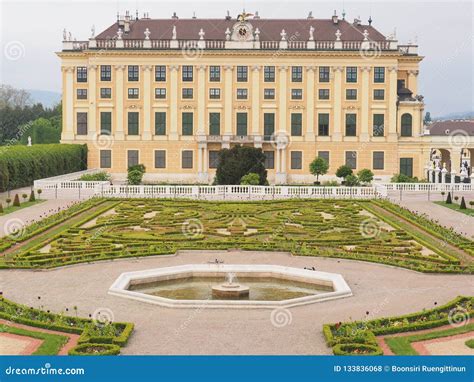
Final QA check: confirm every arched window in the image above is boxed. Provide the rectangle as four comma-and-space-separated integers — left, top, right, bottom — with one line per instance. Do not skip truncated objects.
401, 113, 413, 137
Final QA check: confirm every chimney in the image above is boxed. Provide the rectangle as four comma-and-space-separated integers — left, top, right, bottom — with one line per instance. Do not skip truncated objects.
254, 11, 260, 19
225, 10, 231, 21
332, 10, 339, 24
172, 12, 178, 20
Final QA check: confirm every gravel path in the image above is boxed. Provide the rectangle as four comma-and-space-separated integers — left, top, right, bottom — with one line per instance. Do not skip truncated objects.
0, 250, 472, 355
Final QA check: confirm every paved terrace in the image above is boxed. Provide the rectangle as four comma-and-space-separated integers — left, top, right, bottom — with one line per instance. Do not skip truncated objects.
1, 250, 472, 355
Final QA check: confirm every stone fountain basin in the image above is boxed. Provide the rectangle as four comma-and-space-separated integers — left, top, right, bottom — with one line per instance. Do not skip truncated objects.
108, 264, 353, 309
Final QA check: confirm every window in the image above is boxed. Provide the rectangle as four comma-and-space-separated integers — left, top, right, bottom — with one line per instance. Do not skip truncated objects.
374, 67, 385, 83
318, 113, 329, 136
318, 151, 330, 167
345, 114, 357, 136
182, 112, 193, 135
373, 114, 385, 136
77, 112, 87, 135
182, 65, 193, 82
155, 112, 166, 135
318, 89, 330, 100
128, 88, 139, 99
100, 150, 111, 168
209, 66, 221, 82
182, 150, 193, 169
373, 151, 385, 170
236, 88, 248, 100
182, 88, 193, 99
209, 113, 220, 135
291, 151, 302, 170
127, 150, 139, 168
397, 79, 406, 90
236, 66, 248, 82
264, 151, 275, 169
155, 88, 166, 99
128, 112, 139, 135
291, 113, 302, 136
76, 89, 87, 100
128, 65, 139, 81
400, 158, 413, 177
264, 66, 275, 82
291, 89, 303, 100
100, 65, 111, 81
209, 151, 220, 169
209, 88, 221, 99
373, 89, 385, 100
401, 113, 413, 137
264, 88, 275, 100
77, 67, 87, 82
346, 89, 357, 100
263, 113, 275, 140
155, 150, 166, 168
236, 112, 247, 136
100, 112, 111, 135
155, 65, 166, 82
345, 151, 357, 169
319, 66, 330, 82
100, 88, 112, 99
291, 66, 303, 82
346, 67, 357, 83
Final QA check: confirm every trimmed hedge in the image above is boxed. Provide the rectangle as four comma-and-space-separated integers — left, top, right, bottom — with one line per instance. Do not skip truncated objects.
68, 343, 121, 356
0, 144, 87, 192
333, 343, 383, 356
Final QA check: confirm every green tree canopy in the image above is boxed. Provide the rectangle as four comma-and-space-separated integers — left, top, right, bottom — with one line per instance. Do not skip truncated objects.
309, 157, 329, 182
335, 165, 353, 179
357, 169, 374, 185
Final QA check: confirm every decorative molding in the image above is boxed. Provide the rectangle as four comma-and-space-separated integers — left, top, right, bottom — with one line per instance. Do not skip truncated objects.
408, 70, 419, 76
197, 65, 207, 71
360, 66, 372, 72
235, 105, 251, 110
223, 65, 234, 71
142, 65, 153, 71
114, 65, 126, 71
62, 66, 75, 73
305, 65, 316, 72
289, 105, 305, 110
332, 66, 344, 72
169, 65, 180, 71
279, 65, 289, 71
181, 104, 194, 110
388, 66, 398, 72
252, 65, 261, 71
87, 65, 97, 71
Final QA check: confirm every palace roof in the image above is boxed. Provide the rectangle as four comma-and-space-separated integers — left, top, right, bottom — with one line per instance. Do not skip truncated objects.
427, 120, 474, 136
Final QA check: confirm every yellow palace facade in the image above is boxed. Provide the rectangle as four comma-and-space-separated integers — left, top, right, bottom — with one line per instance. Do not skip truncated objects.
58, 11, 434, 184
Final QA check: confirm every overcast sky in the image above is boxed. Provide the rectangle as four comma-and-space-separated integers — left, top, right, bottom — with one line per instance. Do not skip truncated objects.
0, 0, 472, 116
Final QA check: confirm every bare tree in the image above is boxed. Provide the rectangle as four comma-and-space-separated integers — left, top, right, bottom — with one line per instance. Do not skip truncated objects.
0, 84, 32, 108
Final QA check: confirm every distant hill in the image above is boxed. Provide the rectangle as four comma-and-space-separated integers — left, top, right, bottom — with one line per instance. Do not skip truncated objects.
433, 111, 474, 120
27, 89, 61, 108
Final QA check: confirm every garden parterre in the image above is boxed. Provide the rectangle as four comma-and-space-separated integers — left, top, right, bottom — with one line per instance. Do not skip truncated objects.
2, 199, 473, 273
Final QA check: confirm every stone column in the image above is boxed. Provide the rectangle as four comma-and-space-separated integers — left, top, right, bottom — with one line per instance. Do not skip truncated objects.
251, 65, 261, 136
278, 66, 288, 135
407, 70, 419, 96
197, 65, 207, 135
62, 66, 75, 140
387, 66, 398, 142
360, 66, 371, 141
114, 65, 125, 140
197, 142, 208, 183
451, 149, 462, 175
224, 65, 234, 137
305, 66, 315, 140
332, 66, 343, 141
169, 65, 179, 140
87, 65, 97, 139
142, 65, 153, 140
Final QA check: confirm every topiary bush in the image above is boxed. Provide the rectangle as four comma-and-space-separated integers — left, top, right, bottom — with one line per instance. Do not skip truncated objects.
13, 194, 20, 207
460, 197, 467, 210
29, 190, 35, 202
333, 343, 383, 356
446, 192, 452, 204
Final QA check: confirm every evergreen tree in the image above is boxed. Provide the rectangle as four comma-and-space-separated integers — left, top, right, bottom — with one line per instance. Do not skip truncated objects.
29, 190, 36, 202
446, 192, 452, 204
460, 197, 467, 209
13, 194, 20, 207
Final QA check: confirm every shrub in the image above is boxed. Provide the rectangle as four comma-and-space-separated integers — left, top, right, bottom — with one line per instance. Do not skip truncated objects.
323, 180, 339, 186
391, 173, 419, 183
79, 172, 111, 182
37, 189, 42, 199
5, 198, 11, 207
466, 339, 474, 349
240, 173, 260, 185
469, 201, 474, 209
127, 164, 146, 185
333, 343, 383, 356
22, 193, 28, 202
0, 202, 3, 213
357, 169, 374, 185
446, 192, 452, 204
335, 165, 353, 179
345, 174, 360, 187
13, 194, 20, 207
215, 145, 267, 185
309, 157, 329, 182
0, 144, 88, 192
460, 197, 467, 209
454, 196, 459, 202
68, 343, 121, 356
29, 190, 35, 202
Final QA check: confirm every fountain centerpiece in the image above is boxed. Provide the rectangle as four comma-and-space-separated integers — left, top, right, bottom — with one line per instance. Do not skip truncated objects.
211, 272, 250, 299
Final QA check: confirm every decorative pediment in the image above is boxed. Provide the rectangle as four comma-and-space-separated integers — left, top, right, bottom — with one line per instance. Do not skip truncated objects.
230, 21, 255, 42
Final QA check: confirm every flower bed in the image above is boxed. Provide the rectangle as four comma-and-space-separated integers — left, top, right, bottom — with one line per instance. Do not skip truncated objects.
68, 343, 121, 356
0, 297, 133, 351
323, 296, 473, 355
333, 343, 383, 356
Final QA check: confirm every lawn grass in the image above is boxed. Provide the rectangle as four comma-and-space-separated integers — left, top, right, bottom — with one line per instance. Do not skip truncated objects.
385, 323, 474, 355
466, 339, 474, 349
0, 200, 44, 216
434, 201, 474, 217
0, 324, 68, 355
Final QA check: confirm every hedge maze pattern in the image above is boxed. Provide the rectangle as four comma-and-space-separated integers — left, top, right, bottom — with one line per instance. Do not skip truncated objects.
6, 199, 473, 273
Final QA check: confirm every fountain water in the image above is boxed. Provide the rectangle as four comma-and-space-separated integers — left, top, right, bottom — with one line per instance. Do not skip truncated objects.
211, 272, 250, 299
